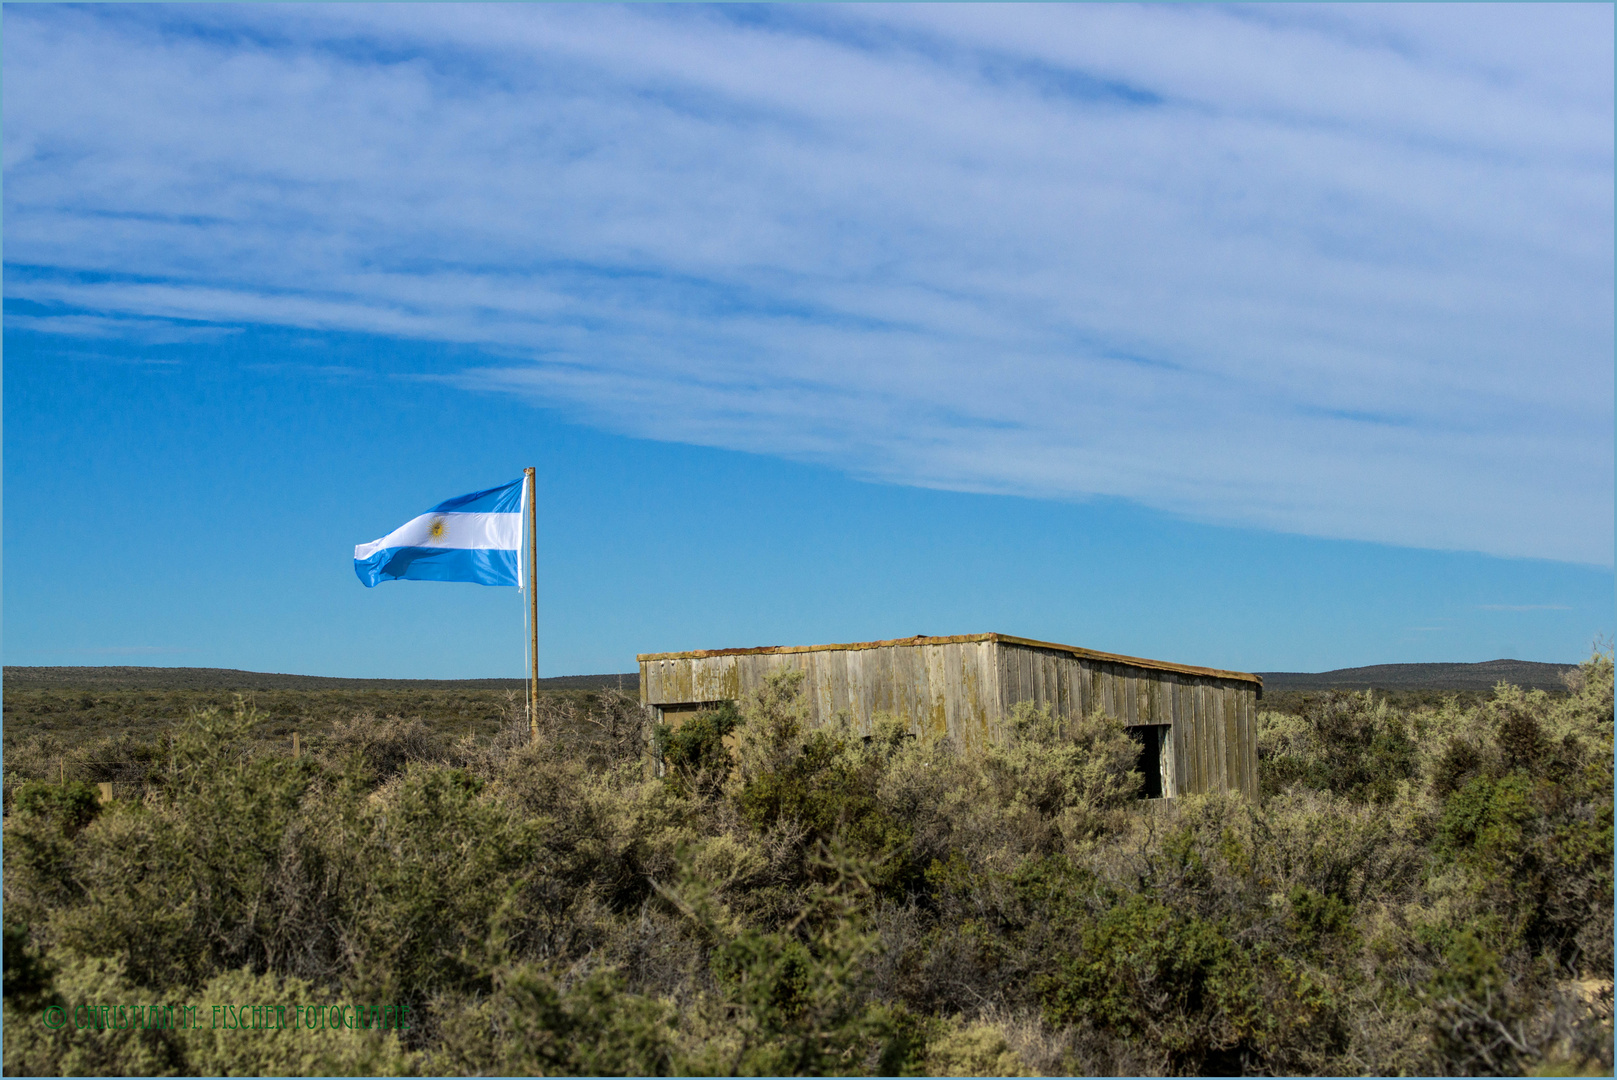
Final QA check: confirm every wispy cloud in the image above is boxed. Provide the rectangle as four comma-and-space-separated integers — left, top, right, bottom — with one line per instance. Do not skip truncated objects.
12, 646, 191, 656
4, 4, 1611, 562
4, 311, 240, 343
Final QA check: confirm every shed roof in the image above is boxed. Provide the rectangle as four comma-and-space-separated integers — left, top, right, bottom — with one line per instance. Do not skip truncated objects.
637, 632, 1262, 688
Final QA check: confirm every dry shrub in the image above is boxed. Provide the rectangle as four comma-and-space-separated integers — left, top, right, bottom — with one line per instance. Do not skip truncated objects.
318, 712, 446, 781
5, 654, 1611, 1077
924, 1016, 1028, 1076
727, 669, 812, 788
978, 1006, 1074, 1077
3, 731, 69, 814
1, 952, 186, 1077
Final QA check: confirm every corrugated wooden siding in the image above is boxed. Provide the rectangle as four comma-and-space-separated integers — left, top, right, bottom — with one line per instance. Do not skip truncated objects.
641, 637, 1004, 751
989, 642, 1256, 796
641, 635, 1258, 797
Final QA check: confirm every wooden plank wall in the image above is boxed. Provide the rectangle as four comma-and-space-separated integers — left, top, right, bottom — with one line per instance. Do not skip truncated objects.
992, 642, 1257, 798
641, 639, 1257, 796
641, 638, 1002, 751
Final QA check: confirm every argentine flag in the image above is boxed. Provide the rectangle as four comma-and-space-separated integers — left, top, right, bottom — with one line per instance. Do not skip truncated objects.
354, 479, 524, 588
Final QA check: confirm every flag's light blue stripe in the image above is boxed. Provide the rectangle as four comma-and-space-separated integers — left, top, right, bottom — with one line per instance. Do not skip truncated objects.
355, 546, 519, 588
429, 478, 523, 515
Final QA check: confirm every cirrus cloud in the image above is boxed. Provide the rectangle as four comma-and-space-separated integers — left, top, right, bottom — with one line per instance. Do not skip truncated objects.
4, 3, 1611, 562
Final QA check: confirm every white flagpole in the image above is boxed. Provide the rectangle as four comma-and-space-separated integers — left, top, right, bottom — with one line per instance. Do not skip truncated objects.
519, 481, 530, 732
525, 466, 539, 742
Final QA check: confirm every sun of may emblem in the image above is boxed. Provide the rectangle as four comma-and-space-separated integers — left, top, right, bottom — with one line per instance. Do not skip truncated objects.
428, 516, 449, 542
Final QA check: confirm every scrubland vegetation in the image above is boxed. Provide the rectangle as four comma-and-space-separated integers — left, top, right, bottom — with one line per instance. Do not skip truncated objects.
3, 654, 1611, 1076
1, 684, 527, 752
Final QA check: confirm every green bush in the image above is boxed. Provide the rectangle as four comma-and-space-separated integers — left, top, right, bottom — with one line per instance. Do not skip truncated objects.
10, 781, 102, 835
654, 699, 743, 795
433, 964, 673, 1076
1259, 690, 1418, 802
1, 953, 187, 1078
3, 653, 1611, 1076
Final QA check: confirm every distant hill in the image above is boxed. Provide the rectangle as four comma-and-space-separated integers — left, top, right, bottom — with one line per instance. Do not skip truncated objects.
2, 666, 641, 693
1255, 659, 1576, 694
4, 661, 1579, 696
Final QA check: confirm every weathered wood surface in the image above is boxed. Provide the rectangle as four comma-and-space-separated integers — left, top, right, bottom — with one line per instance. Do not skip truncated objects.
641, 637, 1003, 750
640, 634, 1259, 797
983, 640, 1257, 796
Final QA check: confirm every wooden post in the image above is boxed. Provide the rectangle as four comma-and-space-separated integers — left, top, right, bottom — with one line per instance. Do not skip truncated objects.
526, 466, 539, 743
60, 759, 65, 786
292, 732, 301, 759
98, 782, 112, 804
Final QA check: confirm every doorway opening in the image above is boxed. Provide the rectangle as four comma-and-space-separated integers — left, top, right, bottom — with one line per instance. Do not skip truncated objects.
1127, 724, 1171, 799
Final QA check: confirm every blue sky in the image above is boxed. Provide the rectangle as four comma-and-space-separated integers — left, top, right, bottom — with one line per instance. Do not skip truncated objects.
4, 4, 1612, 678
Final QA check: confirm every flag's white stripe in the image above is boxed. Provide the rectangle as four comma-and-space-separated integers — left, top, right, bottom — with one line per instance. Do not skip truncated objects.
353, 511, 520, 560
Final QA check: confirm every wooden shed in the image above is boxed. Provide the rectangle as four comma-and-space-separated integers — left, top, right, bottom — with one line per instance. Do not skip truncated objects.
639, 632, 1262, 798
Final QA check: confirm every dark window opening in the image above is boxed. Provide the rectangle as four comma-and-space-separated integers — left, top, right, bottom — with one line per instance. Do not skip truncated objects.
1128, 725, 1167, 799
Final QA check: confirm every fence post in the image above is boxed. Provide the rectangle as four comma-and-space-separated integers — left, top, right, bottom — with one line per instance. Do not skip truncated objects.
98, 782, 113, 804
292, 732, 301, 759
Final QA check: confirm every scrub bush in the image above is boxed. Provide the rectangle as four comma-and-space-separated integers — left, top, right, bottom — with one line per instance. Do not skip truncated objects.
655, 699, 743, 796
3, 652, 1611, 1075
1258, 689, 1419, 802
